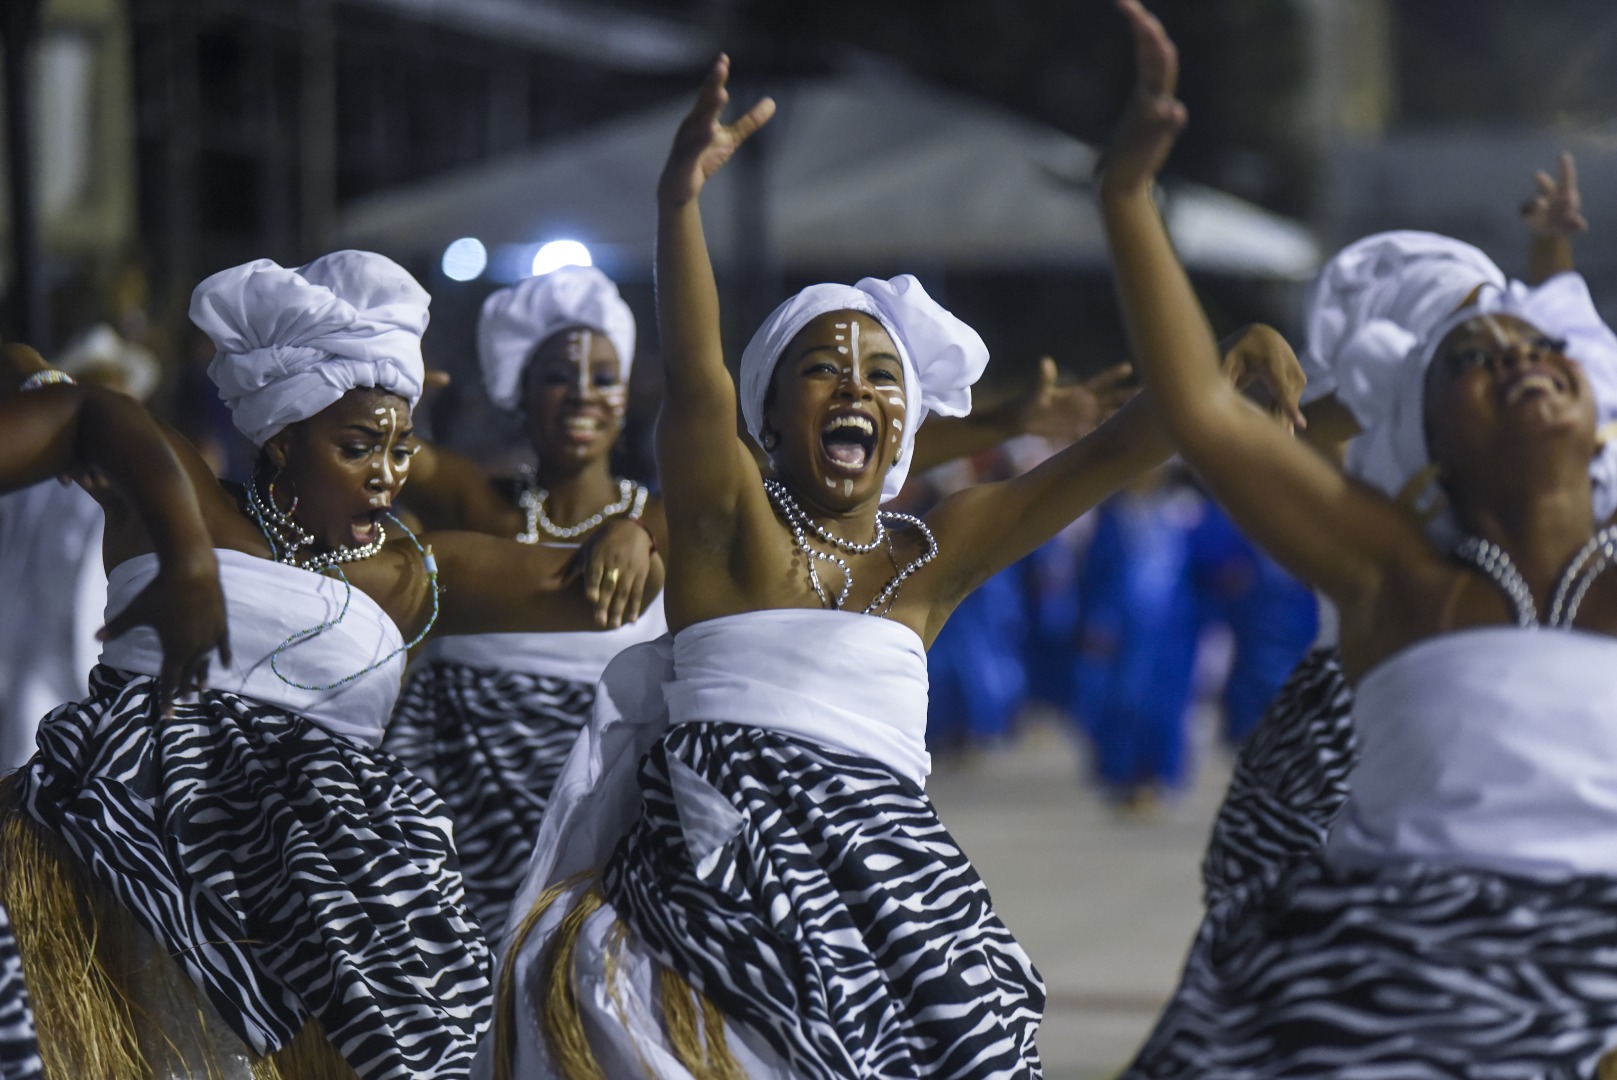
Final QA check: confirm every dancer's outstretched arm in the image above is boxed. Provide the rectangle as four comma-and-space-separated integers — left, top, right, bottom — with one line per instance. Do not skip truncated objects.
653, 55, 775, 521
1096, 0, 1431, 607
0, 346, 228, 704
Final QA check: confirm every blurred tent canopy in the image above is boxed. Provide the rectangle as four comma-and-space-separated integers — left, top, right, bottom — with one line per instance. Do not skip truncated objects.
338, 65, 1319, 280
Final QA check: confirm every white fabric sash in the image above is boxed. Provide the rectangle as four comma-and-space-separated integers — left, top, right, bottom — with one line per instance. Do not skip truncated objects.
498, 608, 930, 956
1328, 626, 1617, 879
100, 549, 406, 747
424, 594, 667, 684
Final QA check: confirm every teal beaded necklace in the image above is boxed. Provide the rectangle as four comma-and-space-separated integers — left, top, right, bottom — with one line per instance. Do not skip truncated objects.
245, 492, 442, 691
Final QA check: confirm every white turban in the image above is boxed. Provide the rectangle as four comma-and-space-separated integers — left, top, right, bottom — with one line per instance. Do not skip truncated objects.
1302, 231, 1506, 425
477, 266, 636, 412
192, 250, 429, 446
1347, 272, 1617, 535
739, 275, 988, 503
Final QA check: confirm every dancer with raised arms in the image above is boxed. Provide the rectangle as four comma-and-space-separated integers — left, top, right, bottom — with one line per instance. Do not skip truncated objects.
1102, 2, 1617, 1074
484, 53, 1303, 1080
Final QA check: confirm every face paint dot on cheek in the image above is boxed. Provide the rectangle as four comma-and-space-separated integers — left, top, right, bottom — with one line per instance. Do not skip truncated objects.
843, 479, 853, 496
892, 417, 904, 431
825, 477, 836, 488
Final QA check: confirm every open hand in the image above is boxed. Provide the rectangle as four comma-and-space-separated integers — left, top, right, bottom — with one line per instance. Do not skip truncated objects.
1521, 151, 1587, 239
1017, 357, 1136, 443
1218, 324, 1307, 433
1099, 0, 1188, 200
658, 54, 776, 207
573, 517, 659, 628
99, 552, 230, 716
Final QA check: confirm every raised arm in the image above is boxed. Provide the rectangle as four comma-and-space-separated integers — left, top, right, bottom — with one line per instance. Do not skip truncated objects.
0, 350, 228, 705
653, 56, 775, 518
1094, 0, 1429, 606
1522, 151, 1584, 285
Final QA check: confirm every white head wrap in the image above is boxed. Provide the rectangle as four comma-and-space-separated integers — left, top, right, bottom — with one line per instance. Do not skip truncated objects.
477, 266, 636, 412
55, 324, 161, 403
1347, 272, 1617, 534
1302, 231, 1506, 425
192, 250, 429, 446
739, 275, 988, 503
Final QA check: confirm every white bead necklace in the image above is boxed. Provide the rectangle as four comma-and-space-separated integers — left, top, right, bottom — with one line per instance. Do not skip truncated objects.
763, 478, 937, 616
516, 470, 647, 543
1452, 523, 1617, 629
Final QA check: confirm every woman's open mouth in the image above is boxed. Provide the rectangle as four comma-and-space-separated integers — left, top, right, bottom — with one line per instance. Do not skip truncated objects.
561, 411, 608, 445
820, 412, 877, 474
1499, 367, 1567, 408
350, 510, 384, 546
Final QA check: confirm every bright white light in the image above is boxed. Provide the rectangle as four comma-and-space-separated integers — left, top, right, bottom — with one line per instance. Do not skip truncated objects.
441, 237, 488, 282
530, 239, 593, 277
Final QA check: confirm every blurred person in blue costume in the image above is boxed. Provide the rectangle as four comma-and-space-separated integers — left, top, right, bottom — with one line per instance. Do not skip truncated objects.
1071, 465, 1209, 808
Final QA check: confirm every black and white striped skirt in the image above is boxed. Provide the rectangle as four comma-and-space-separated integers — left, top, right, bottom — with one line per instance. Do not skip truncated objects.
386, 660, 593, 945
1125, 857, 1617, 1078
12, 665, 491, 1080
600, 722, 1046, 1080
0, 907, 39, 1080
1199, 645, 1358, 906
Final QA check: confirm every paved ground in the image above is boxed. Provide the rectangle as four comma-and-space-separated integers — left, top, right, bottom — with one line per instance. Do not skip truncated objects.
926, 712, 1233, 1080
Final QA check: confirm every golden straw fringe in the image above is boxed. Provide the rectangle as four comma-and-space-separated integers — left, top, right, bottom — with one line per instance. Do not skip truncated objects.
256, 1016, 359, 1080
541, 884, 609, 1080
0, 781, 354, 1080
658, 966, 745, 1080
492, 871, 597, 1080
0, 805, 148, 1079
602, 918, 657, 1078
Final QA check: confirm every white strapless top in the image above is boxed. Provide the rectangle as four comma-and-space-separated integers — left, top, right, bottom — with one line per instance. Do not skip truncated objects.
1327, 627, 1617, 878
100, 550, 406, 747
422, 593, 668, 684
666, 609, 931, 785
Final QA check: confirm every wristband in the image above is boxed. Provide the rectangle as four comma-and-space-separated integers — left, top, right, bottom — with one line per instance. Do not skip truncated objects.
18, 369, 76, 392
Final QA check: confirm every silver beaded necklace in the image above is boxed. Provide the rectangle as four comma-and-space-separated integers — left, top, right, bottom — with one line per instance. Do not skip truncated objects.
242, 478, 442, 691
515, 469, 647, 543
245, 475, 389, 571
1452, 523, 1617, 629
763, 478, 937, 616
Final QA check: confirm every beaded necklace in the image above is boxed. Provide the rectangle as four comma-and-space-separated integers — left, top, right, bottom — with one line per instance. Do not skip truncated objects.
244, 475, 388, 571
243, 478, 441, 690
515, 469, 647, 543
1452, 523, 1617, 629
763, 478, 937, 616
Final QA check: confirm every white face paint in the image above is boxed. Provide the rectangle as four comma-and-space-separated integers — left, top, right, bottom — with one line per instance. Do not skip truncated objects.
566, 329, 594, 399
370, 402, 409, 490
842, 478, 853, 496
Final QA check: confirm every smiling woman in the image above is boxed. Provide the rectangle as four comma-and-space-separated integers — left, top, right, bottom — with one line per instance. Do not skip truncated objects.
386, 264, 669, 948
1094, 2, 1617, 1075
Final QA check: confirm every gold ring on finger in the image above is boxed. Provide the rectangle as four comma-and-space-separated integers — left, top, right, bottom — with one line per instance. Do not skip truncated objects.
603, 567, 621, 586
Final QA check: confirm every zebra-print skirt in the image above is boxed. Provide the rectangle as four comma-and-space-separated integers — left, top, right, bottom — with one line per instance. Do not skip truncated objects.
1125, 857, 1617, 1078
386, 660, 593, 945
0, 907, 39, 1080
15, 665, 491, 1080
1200, 646, 1358, 906
601, 722, 1046, 1080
